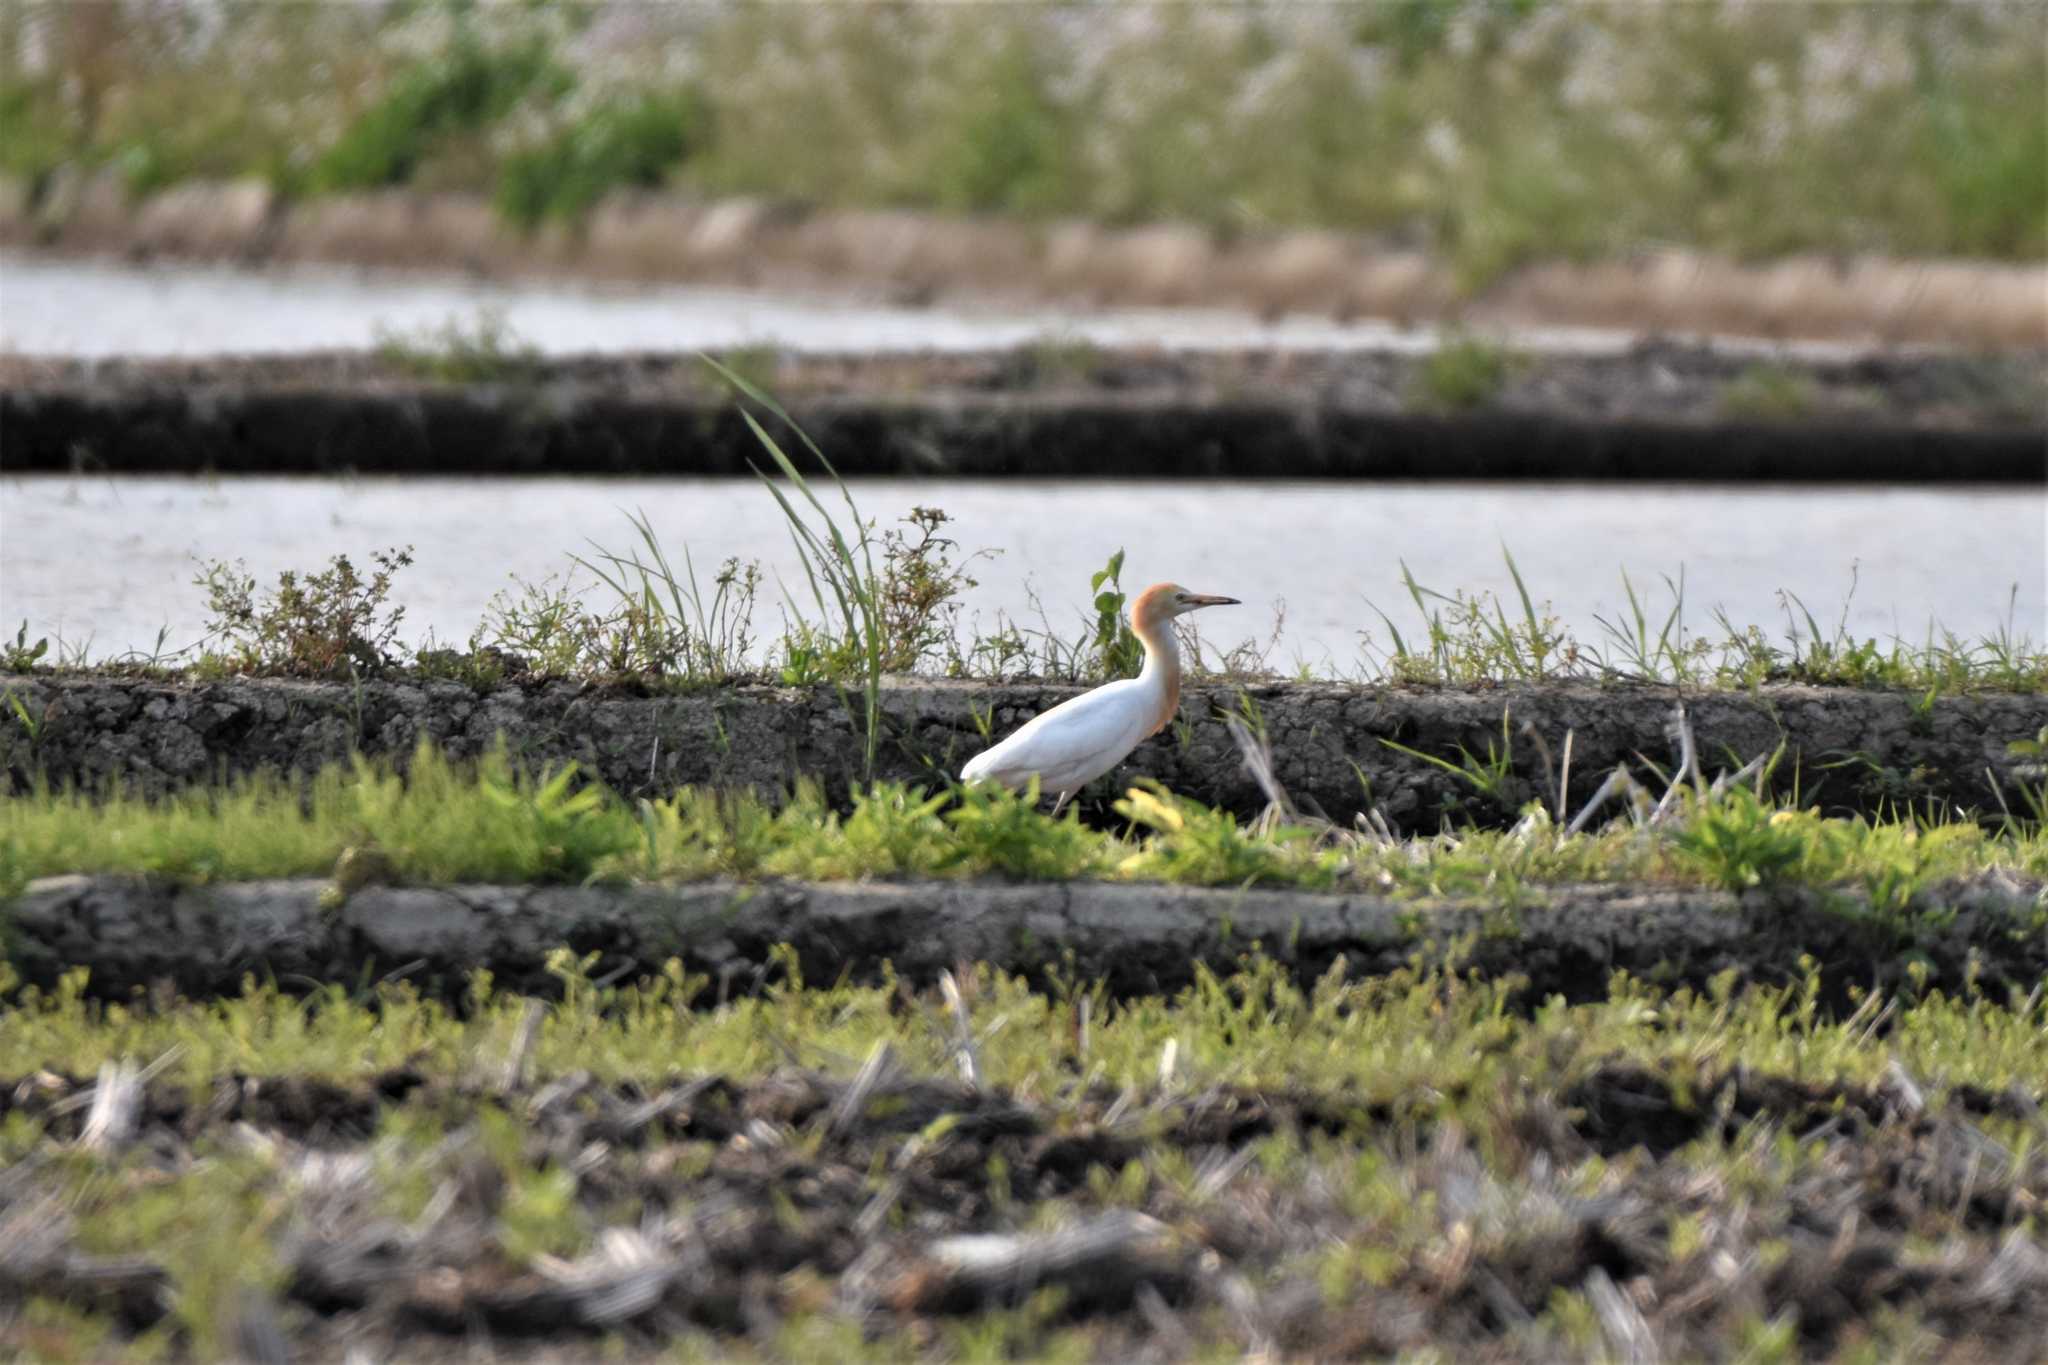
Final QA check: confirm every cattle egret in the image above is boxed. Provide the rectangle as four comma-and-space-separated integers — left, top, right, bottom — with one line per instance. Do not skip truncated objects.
960, 582, 1239, 814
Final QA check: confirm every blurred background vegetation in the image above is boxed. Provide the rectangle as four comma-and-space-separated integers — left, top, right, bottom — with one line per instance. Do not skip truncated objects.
1, 0, 2042, 284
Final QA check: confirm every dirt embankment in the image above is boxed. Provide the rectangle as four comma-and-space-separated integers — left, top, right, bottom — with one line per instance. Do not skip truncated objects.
6, 174, 2048, 348
4, 674, 2041, 832
11, 871, 2045, 1004
3, 347, 2042, 481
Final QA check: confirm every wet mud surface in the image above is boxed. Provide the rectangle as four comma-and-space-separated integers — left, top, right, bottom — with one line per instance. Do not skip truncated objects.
4, 345, 2043, 481
4, 673, 2041, 834
4, 1051, 2044, 1360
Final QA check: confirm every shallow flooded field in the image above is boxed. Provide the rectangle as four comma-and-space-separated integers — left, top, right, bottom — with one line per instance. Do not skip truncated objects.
0, 254, 1861, 361
5, 473, 2039, 667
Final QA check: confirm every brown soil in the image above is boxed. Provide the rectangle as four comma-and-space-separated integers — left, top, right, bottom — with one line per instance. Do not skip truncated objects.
3, 1052, 2043, 1361
3, 674, 2041, 835
6, 175, 2047, 348
3, 346, 2042, 481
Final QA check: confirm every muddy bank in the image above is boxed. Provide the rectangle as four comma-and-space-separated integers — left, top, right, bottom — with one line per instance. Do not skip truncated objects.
7, 1048, 2042, 1362
6, 175, 2048, 348
10, 872, 2044, 1004
3, 674, 2042, 833
3, 347, 2042, 481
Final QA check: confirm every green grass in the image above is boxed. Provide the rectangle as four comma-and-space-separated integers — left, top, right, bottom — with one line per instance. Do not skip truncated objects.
1720, 363, 1820, 421
4, 741, 2041, 910
3, 3, 2042, 279
308, 33, 571, 195
495, 87, 701, 228
1410, 332, 1518, 412
371, 310, 541, 385
0, 744, 638, 891
2, 952, 2043, 1129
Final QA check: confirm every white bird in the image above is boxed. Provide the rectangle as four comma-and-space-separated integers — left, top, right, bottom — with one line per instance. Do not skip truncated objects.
960, 582, 1239, 814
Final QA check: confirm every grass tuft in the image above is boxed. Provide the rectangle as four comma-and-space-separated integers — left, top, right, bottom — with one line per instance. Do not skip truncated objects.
1720, 363, 1819, 421
1362, 552, 2046, 693
1410, 332, 1518, 412
562, 508, 762, 684
372, 310, 541, 384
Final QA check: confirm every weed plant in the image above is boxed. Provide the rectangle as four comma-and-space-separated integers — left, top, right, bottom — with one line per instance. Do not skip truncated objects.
3, 623, 48, 673
191, 547, 415, 678
565, 508, 762, 683
875, 506, 986, 674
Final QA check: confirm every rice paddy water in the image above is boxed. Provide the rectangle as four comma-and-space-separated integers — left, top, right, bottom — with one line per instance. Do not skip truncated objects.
5, 472, 2038, 668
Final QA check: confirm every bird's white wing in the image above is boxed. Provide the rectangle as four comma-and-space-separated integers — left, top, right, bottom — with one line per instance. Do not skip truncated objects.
962, 681, 1151, 792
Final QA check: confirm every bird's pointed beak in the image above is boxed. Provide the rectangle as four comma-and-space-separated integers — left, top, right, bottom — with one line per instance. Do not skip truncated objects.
1185, 593, 1240, 609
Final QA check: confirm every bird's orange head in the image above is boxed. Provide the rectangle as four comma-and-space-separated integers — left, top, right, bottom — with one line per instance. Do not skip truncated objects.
1130, 582, 1241, 632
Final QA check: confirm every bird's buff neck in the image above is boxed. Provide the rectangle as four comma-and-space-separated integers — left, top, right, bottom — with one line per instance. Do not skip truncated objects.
1133, 614, 1181, 735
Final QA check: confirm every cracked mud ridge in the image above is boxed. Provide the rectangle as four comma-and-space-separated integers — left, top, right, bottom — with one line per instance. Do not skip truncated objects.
11, 872, 2048, 1009
6, 675, 2042, 835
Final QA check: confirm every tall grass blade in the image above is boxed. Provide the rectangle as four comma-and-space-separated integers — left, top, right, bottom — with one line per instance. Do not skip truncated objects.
717, 358, 885, 777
